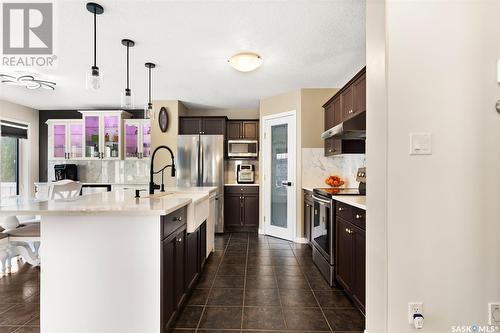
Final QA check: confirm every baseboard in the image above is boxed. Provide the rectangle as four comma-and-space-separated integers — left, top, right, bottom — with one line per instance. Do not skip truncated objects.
294, 237, 309, 244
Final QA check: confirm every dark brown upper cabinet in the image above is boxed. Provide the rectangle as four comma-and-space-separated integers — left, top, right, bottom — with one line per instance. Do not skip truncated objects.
226, 120, 259, 140
323, 67, 366, 157
179, 117, 226, 135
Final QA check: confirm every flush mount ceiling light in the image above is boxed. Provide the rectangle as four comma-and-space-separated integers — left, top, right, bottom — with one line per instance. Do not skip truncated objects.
228, 52, 263, 72
144, 62, 156, 119
1, 73, 56, 90
85, 2, 104, 91
121, 39, 135, 109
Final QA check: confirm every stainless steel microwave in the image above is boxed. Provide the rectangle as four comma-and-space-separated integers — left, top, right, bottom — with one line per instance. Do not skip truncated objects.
227, 140, 258, 158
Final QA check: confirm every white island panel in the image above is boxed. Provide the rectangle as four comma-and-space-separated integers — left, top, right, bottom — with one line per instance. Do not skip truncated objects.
41, 214, 161, 333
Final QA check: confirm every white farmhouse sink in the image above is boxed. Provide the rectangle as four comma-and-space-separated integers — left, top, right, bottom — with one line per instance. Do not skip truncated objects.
170, 192, 209, 233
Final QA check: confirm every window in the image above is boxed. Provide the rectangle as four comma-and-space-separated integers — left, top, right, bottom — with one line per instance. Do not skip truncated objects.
0, 119, 27, 198
0, 136, 19, 198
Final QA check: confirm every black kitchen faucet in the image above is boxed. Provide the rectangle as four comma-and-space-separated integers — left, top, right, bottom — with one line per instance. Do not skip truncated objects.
149, 145, 176, 194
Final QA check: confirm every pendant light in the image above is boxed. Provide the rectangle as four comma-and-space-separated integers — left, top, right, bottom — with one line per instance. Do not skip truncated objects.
121, 39, 135, 108
85, 2, 104, 91
144, 62, 156, 119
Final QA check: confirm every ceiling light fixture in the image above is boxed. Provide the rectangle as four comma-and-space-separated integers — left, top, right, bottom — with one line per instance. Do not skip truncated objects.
121, 39, 135, 109
228, 52, 263, 72
85, 2, 104, 91
144, 62, 156, 119
1, 73, 56, 90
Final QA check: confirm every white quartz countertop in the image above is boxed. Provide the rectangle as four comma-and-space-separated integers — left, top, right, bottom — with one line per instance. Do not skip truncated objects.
0, 188, 219, 216
332, 195, 366, 210
224, 183, 259, 186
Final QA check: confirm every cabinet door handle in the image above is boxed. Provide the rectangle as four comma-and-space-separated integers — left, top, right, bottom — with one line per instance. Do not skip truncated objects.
338, 207, 344, 211
174, 217, 182, 222
355, 214, 363, 219
345, 228, 349, 233
349, 109, 353, 114
177, 237, 182, 243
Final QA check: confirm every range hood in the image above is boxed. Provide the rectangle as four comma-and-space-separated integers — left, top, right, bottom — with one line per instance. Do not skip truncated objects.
321, 112, 366, 140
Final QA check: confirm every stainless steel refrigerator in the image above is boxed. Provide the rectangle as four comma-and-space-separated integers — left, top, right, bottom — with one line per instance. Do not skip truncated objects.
177, 135, 225, 233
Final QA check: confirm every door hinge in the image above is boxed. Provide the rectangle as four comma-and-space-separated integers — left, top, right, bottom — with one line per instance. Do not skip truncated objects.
264, 132, 267, 139
264, 216, 266, 222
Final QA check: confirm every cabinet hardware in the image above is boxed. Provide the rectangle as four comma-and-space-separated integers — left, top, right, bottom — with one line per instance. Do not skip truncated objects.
174, 217, 182, 222
348, 109, 353, 114
177, 237, 182, 243
338, 207, 344, 211
355, 214, 363, 219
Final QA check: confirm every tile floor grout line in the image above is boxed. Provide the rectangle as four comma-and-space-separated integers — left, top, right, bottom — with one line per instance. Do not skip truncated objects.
272, 240, 288, 333
296, 244, 334, 333
240, 232, 249, 332
193, 233, 233, 333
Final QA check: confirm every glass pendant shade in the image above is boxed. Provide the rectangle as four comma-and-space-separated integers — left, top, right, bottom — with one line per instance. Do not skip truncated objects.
121, 88, 134, 108
86, 66, 102, 91
144, 103, 154, 119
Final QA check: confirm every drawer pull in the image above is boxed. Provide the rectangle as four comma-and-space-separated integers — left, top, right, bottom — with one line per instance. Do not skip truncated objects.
177, 237, 182, 243
355, 214, 363, 219
174, 217, 182, 222
338, 207, 344, 211
349, 109, 353, 114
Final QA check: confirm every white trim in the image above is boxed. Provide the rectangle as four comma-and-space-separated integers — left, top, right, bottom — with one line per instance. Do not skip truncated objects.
294, 237, 309, 244
261, 110, 296, 121
261, 110, 297, 242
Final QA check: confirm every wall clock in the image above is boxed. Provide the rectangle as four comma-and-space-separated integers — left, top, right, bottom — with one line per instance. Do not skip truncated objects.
158, 107, 168, 132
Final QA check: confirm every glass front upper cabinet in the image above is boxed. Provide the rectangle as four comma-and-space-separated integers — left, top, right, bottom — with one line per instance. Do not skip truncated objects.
124, 119, 152, 159
80, 111, 131, 160
48, 120, 84, 160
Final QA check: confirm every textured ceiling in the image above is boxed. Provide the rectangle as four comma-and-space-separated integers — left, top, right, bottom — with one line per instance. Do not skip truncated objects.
0, 0, 366, 110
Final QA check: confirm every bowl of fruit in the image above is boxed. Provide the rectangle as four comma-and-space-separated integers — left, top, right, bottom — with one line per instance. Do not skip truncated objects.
325, 175, 344, 188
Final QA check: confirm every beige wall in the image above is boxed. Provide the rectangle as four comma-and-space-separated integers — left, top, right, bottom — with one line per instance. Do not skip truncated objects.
367, 1, 500, 332
184, 108, 259, 119
259, 89, 337, 240
0, 100, 39, 197
300, 88, 338, 148
151, 100, 186, 187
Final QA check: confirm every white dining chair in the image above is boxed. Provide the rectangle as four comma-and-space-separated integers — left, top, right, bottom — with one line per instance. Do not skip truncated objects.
48, 180, 82, 201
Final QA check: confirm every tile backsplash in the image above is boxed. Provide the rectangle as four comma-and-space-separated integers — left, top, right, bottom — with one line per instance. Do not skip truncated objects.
301, 148, 365, 188
47, 160, 150, 184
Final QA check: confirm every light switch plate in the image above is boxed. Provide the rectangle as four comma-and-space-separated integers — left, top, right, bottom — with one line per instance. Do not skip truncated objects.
409, 132, 432, 155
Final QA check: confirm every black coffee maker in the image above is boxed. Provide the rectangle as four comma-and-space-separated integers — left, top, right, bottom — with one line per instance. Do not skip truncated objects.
54, 164, 78, 181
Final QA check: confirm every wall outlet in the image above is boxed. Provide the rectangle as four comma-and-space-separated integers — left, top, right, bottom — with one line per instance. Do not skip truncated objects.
489, 303, 500, 325
408, 302, 423, 325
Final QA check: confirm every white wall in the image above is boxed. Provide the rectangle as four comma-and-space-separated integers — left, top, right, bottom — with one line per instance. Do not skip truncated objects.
0, 100, 39, 197
367, 1, 500, 332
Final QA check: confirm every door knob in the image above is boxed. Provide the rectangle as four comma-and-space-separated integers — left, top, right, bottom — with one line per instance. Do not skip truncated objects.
281, 181, 292, 187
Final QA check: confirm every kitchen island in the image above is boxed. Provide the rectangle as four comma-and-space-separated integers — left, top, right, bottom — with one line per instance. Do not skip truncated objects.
0, 187, 216, 333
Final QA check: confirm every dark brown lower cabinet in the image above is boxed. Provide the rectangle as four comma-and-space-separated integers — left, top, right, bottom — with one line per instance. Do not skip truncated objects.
186, 229, 199, 290
161, 205, 207, 331
162, 224, 186, 329
224, 186, 259, 232
335, 208, 366, 314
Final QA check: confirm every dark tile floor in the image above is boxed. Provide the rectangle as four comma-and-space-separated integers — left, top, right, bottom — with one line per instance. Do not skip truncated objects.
172, 233, 365, 333
0, 233, 365, 333
0, 261, 40, 333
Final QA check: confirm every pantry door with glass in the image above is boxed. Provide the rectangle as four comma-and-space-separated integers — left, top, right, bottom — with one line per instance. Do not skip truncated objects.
262, 111, 296, 241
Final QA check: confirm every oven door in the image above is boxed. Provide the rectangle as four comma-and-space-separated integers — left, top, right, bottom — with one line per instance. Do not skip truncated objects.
311, 194, 334, 264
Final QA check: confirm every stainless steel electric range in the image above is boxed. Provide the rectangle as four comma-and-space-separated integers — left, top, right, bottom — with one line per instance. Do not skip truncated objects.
311, 168, 366, 286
